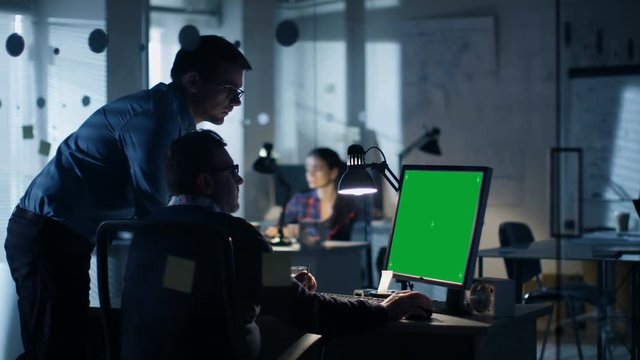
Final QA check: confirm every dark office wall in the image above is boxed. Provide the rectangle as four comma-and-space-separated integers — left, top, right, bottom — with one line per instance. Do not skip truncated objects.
106, 0, 147, 101
366, 0, 556, 278
242, 0, 277, 221
240, 1, 558, 280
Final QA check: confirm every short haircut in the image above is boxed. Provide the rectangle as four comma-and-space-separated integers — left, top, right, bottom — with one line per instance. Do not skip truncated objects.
166, 130, 227, 195
170, 35, 252, 83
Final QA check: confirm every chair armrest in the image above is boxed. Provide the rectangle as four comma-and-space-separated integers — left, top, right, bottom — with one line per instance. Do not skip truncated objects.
277, 333, 323, 360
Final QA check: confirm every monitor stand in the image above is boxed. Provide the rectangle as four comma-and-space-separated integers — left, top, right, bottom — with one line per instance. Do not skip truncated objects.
366, 279, 412, 298
399, 280, 413, 291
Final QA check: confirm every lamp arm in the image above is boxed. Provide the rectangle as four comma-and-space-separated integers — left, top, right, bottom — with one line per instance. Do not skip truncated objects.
364, 146, 400, 193
367, 161, 399, 193
397, 129, 433, 166
382, 169, 399, 193
398, 134, 427, 159
384, 162, 400, 186
608, 180, 633, 200
274, 171, 292, 236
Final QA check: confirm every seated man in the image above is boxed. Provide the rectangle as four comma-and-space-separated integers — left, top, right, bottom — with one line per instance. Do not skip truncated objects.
139, 130, 433, 358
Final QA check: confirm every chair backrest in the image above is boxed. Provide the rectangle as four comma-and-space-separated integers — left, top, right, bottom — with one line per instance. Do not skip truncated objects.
96, 219, 237, 360
498, 222, 542, 284
97, 220, 152, 360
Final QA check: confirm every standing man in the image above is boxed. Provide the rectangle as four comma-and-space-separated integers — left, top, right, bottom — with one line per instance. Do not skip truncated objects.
4, 35, 251, 360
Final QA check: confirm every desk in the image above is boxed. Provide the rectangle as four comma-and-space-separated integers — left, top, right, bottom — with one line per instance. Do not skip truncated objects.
477, 232, 640, 360
259, 304, 551, 360
89, 240, 369, 307
272, 241, 369, 294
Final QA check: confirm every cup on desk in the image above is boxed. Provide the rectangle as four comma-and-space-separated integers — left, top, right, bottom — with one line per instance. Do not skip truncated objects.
286, 224, 300, 239
290, 265, 308, 278
614, 211, 630, 233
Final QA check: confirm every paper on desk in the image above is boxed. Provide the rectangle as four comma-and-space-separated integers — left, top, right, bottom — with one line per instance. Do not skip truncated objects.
377, 270, 394, 294
262, 252, 292, 287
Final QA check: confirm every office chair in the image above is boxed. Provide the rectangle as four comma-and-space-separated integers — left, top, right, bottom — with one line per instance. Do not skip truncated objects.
96, 220, 152, 360
499, 222, 615, 360
96, 219, 324, 360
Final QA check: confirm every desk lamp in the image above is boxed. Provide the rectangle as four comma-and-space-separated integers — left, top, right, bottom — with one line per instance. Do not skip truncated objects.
337, 144, 402, 290
338, 144, 400, 195
397, 127, 442, 166
253, 142, 291, 243
252, 142, 277, 174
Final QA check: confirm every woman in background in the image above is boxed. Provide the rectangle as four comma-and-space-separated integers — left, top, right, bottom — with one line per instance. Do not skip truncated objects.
267, 148, 357, 242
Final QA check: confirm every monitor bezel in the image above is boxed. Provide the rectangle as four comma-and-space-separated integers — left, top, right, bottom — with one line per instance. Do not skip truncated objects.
383, 164, 493, 290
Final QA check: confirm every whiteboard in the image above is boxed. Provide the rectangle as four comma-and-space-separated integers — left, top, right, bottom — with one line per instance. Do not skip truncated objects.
566, 75, 640, 201
565, 74, 640, 228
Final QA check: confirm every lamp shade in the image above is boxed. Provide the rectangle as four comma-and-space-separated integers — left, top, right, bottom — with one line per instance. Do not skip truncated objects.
253, 142, 277, 174
420, 137, 441, 155
338, 144, 377, 196
420, 127, 441, 155
338, 166, 377, 195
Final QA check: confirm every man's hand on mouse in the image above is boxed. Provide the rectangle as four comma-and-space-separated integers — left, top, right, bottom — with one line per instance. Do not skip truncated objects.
381, 291, 433, 321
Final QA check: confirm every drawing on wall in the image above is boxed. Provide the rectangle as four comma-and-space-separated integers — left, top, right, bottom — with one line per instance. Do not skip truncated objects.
402, 17, 497, 127
401, 17, 525, 206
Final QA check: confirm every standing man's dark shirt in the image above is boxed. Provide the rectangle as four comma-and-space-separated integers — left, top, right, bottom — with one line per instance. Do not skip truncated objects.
20, 82, 194, 237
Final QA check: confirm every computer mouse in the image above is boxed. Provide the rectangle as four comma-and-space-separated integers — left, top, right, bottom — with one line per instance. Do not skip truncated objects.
404, 309, 433, 321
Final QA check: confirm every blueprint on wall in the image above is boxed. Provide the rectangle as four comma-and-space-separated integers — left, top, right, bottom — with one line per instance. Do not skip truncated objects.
400, 17, 526, 206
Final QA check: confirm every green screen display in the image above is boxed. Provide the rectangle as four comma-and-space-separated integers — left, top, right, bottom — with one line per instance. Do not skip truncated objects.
387, 170, 484, 286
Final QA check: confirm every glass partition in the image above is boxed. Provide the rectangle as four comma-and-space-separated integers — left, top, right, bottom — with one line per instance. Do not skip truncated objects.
557, 0, 640, 357
0, 1, 106, 259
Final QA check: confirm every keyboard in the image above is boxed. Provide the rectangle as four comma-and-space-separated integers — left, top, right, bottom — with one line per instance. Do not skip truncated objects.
431, 300, 472, 316
317, 292, 385, 304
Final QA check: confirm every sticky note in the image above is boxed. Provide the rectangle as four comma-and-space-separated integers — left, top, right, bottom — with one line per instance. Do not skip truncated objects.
262, 252, 292, 287
38, 140, 51, 156
163, 255, 196, 293
22, 125, 33, 139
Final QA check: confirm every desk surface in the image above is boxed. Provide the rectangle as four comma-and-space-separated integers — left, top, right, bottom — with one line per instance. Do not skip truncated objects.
271, 241, 368, 253
477, 232, 640, 360
315, 303, 551, 360
478, 232, 640, 262
387, 303, 551, 336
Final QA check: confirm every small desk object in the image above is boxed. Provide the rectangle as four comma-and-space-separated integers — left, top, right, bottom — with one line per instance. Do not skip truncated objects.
477, 231, 640, 360
320, 304, 550, 360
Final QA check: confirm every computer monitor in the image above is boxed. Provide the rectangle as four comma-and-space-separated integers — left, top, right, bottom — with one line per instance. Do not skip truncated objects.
274, 165, 309, 207
385, 165, 492, 293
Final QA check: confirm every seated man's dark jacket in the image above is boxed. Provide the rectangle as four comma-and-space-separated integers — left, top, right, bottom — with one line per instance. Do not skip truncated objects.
262, 282, 388, 336
125, 204, 388, 358
123, 205, 271, 360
